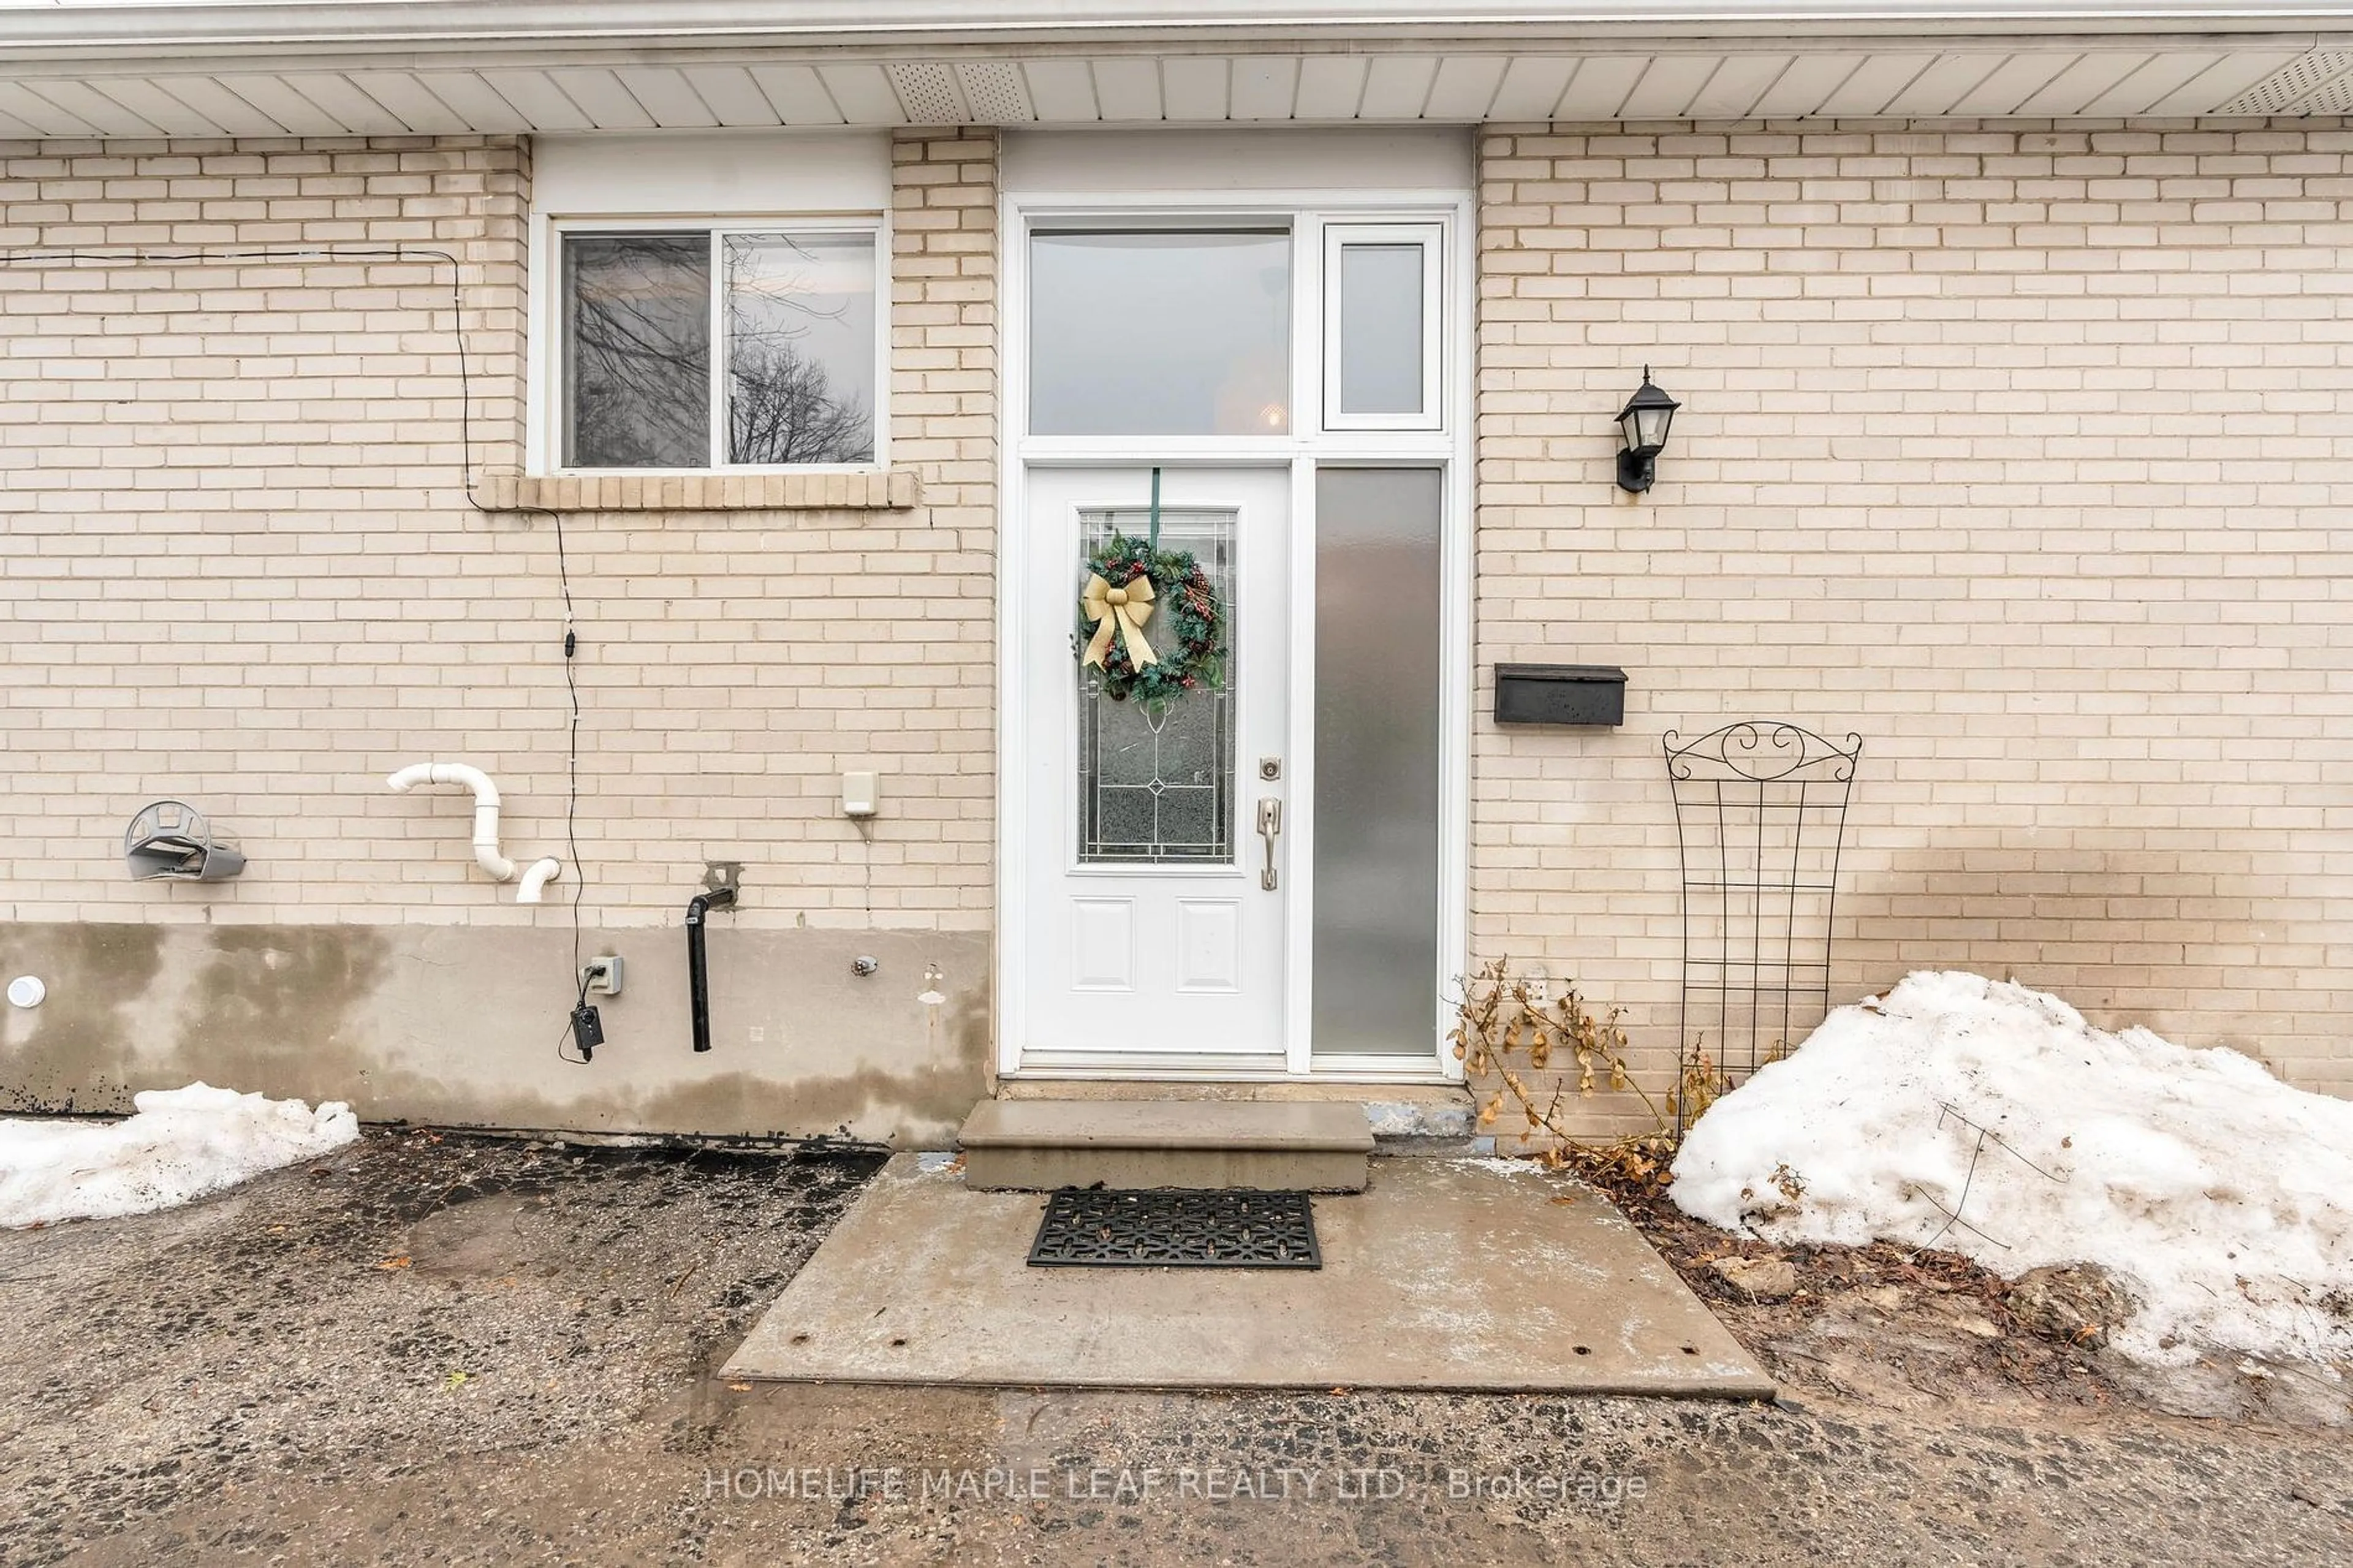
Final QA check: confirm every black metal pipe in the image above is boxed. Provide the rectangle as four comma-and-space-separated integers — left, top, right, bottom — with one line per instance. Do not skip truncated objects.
686, 885, 736, 1053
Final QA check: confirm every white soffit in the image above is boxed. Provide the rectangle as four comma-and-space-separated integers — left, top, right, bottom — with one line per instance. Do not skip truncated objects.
2216, 46, 2353, 108
0, 45, 2349, 137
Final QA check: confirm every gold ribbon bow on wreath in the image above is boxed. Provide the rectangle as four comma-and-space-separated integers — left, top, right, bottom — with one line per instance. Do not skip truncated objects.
1080, 572, 1158, 670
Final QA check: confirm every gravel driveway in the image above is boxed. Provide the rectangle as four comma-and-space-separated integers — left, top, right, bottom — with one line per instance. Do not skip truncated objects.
1, 1129, 2347, 1565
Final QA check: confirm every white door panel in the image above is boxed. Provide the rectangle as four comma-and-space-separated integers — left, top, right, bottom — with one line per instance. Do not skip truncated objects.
1020, 466, 1290, 1058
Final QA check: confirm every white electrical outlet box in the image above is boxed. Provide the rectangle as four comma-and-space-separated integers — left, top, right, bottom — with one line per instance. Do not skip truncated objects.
842, 771, 879, 818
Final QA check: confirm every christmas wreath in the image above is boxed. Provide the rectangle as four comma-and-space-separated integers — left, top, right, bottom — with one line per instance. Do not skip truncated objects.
1077, 533, 1226, 705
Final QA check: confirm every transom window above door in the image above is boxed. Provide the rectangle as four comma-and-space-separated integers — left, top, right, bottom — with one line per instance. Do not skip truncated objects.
555, 224, 883, 471
1029, 230, 1294, 437
1325, 224, 1442, 430
1023, 216, 1449, 443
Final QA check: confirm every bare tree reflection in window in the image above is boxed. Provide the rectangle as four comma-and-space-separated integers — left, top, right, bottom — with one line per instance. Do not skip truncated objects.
724, 233, 876, 466
563, 232, 710, 469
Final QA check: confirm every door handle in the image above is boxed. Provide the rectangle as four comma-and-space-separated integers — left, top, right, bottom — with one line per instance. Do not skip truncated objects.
1256, 799, 1283, 892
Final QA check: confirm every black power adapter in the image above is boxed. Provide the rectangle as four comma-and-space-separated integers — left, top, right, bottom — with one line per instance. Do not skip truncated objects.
570, 1001, 605, 1062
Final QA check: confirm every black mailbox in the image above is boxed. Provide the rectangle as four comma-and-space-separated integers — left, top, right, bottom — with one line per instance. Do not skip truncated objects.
1493, 664, 1627, 727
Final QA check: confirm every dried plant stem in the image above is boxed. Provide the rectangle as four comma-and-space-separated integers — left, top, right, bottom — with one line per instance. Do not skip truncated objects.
1449, 959, 1730, 1190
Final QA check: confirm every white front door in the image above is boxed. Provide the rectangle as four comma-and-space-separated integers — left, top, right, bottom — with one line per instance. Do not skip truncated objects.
1018, 466, 1292, 1060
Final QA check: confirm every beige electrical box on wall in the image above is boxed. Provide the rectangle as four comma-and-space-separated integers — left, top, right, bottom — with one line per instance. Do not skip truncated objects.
841, 771, 879, 818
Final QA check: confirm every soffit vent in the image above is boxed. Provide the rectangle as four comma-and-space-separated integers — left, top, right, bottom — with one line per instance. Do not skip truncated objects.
887, 61, 965, 123
957, 62, 1034, 124
2290, 68, 2353, 115
2216, 50, 2353, 115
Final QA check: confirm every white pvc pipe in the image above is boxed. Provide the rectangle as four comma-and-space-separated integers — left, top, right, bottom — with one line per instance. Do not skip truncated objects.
385, 762, 517, 882
515, 857, 563, 904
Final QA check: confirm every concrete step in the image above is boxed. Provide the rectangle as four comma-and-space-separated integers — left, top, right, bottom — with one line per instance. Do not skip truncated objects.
958, 1098, 1374, 1192
989, 1081, 1483, 1156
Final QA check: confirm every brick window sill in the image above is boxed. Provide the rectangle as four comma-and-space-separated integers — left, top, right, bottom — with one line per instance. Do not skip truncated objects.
483, 470, 922, 513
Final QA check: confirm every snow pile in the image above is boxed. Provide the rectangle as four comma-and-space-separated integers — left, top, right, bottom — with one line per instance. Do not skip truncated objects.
0, 1083, 358, 1229
1671, 972, 2353, 1365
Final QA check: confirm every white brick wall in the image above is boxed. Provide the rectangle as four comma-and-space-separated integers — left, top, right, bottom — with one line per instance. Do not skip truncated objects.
1477, 119, 2353, 1137
11, 117, 2352, 1135
0, 129, 998, 936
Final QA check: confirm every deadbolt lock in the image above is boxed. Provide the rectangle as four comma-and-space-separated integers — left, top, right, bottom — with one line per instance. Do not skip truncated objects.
1259, 757, 1282, 781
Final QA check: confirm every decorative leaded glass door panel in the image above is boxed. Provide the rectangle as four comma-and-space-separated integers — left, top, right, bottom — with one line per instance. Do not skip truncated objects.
1020, 467, 1290, 1060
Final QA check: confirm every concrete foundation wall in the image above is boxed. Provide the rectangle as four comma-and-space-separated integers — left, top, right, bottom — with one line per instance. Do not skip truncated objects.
0, 922, 989, 1144
1476, 118, 2353, 1138
0, 129, 999, 1140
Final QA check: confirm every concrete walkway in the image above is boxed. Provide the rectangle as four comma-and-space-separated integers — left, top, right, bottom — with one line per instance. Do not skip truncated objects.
724, 1154, 1774, 1397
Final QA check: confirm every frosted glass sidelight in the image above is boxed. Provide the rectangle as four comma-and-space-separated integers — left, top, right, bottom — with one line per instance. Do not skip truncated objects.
724, 233, 877, 465
1030, 231, 1291, 436
563, 233, 711, 468
1336, 243, 1425, 417
1313, 468, 1442, 1056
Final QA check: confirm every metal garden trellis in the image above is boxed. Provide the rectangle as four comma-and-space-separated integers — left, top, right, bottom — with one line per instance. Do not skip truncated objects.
1664, 722, 1863, 1128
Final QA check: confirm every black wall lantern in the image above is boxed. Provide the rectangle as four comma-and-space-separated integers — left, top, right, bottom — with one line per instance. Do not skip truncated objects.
1614, 368, 1680, 493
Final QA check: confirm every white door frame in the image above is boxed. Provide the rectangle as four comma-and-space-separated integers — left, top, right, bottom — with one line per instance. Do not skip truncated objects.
995, 182, 1474, 1083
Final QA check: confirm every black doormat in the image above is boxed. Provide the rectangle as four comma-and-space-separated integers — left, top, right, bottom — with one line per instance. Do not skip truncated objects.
1027, 1187, 1321, 1270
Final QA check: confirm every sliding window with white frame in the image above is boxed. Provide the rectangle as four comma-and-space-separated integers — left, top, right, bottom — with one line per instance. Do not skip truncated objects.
523, 131, 896, 479
550, 219, 886, 472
